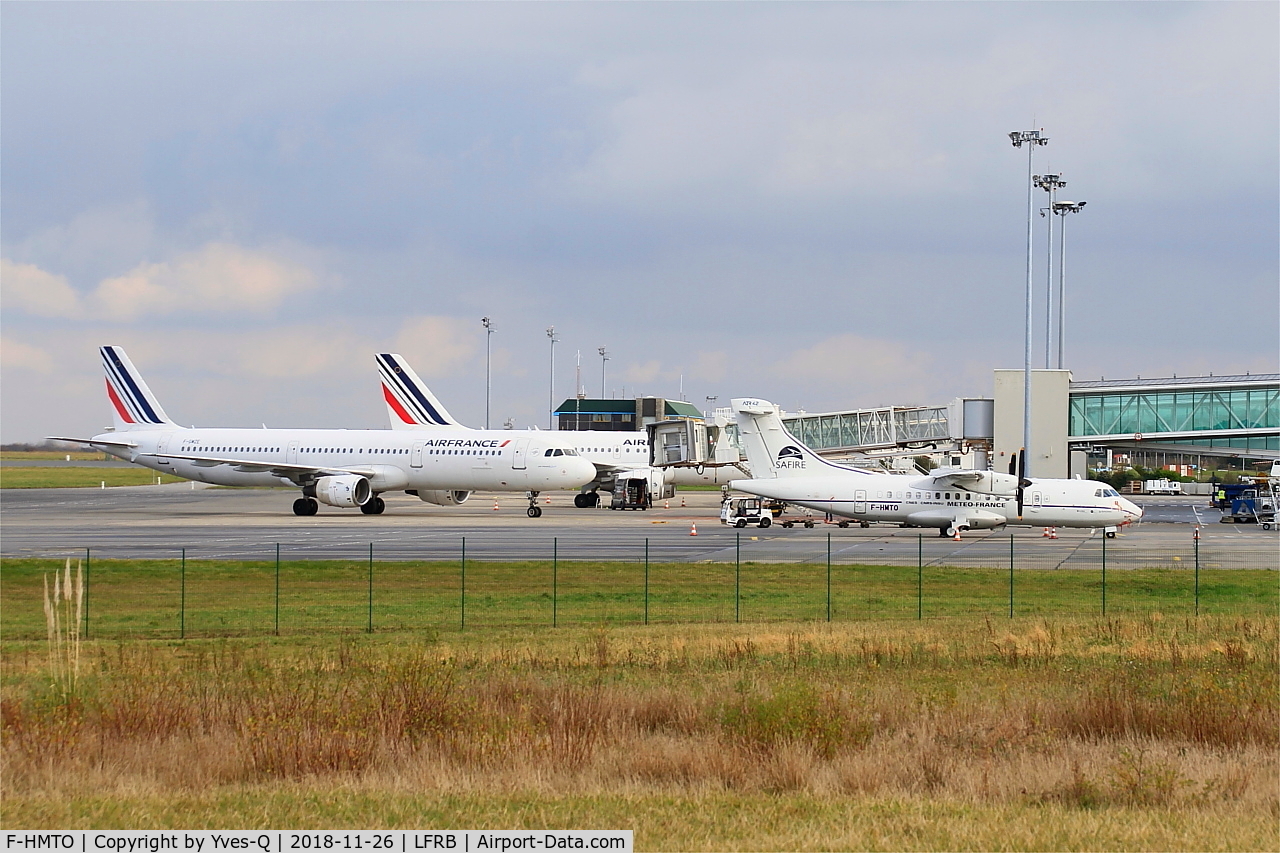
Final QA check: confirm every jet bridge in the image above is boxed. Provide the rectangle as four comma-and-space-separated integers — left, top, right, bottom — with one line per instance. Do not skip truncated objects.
781, 398, 994, 463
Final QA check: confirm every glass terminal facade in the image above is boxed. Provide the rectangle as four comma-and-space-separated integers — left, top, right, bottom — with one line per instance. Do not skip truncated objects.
1069, 380, 1278, 453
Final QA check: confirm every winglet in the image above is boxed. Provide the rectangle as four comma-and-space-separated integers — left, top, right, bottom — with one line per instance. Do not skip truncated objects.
100, 346, 177, 431
376, 353, 465, 429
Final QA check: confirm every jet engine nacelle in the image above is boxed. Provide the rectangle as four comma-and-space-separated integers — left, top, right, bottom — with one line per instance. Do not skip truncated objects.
314, 474, 372, 507
415, 489, 471, 506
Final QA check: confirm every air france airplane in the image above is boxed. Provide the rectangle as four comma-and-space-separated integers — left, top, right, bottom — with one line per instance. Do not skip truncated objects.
728, 398, 1142, 537
377, 353, 747, 508
50, 347, 597, 517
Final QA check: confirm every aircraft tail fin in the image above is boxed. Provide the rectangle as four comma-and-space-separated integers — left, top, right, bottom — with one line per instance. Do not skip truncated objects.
101, 346, 178, 432
732, 398, 851, 479
376, 353, 466, 429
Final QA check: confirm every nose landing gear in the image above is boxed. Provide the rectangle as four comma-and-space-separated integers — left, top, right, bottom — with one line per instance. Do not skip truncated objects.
527, 491, 543, 518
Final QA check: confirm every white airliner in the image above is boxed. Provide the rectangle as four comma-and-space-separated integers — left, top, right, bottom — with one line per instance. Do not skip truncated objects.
377, 353, 747, 508
50, 347, 597, 517
728, 398, 1142, 537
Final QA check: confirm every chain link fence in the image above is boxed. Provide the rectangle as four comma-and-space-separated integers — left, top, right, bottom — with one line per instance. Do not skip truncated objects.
2, 533, 1275, 640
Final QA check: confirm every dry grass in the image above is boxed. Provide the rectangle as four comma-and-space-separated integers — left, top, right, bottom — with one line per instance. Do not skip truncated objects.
2, 617, 1277, 846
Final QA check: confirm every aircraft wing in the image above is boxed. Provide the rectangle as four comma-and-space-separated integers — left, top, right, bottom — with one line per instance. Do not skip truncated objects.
928, 469, 988, 482
139, 452, 373, 485
47, 436, 139, 450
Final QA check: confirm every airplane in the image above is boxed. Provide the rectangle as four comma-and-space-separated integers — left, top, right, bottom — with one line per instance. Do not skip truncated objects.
49, 346, 597, 518
377, 352, 748, 509
727, 397, 1142, 537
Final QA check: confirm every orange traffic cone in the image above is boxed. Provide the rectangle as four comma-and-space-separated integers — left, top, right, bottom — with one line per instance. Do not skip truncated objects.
681, 496, 686, 507
544, 495, 551, 504
665, 500, 670, 509
952, 527, 962, 541
493, 499, 499, 511
1048, 527, 1058, 540
690, 522, 698, 536
1042, 527, 1051, 537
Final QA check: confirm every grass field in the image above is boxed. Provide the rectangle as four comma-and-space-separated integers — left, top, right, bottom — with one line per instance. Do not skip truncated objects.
0, 467, 185, 488
1, 558, 1275, 640
2, 614, 1276, 847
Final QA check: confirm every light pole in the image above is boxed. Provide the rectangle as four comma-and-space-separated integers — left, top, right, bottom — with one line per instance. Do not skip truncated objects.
1053, 200, 1086, 369
1034, 173, 1066, 369
1009, 129, 1049, 480
481, 317, 493, 429
598, 347, 609, 398
546, 326, 558, 429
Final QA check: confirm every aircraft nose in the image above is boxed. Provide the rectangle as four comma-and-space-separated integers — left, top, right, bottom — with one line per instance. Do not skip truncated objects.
569, 458, 596, 484
1122, 498, 1143, 520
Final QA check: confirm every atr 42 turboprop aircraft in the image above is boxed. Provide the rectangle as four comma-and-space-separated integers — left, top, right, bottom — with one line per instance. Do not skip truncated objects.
728, 398, 1142, 537
50, 347, 597, 518
377, 353, 747, 509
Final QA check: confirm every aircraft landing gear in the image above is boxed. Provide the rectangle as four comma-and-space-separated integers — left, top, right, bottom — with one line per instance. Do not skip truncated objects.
573, 491, 601, 508
527, 491, 543, 518
293, 497, 318, 516
360, 496, 386, 515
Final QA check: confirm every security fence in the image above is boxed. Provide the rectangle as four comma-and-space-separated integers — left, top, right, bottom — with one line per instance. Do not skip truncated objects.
2, 533, 1275, 640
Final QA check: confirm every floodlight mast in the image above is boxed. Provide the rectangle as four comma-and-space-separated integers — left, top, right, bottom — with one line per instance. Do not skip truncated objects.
1053, 200, 1086, 369
481, 317, 494, 429
1009, 129, 1049, 479
547, 326, 559, 429
1034, 173, 1066, 369
598, 347, 610, 398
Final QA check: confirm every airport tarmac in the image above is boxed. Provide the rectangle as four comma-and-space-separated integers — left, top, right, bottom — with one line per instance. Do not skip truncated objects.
2, 485, 1274, 567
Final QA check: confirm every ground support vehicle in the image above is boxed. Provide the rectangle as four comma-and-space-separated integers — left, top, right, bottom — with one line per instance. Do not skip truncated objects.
720, 496, 773, 528
609, 472, 652, 511
1218, 485, 1277, 529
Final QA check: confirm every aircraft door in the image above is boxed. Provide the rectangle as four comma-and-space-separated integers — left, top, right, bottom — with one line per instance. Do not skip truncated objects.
854, 489, 867, 513
287, 441, 299, 465
512, 439, 529, 470
612, 442, 622, 461
1032, 491, 1042, 510
155, 433, 173, 466
411, 442, 424, 468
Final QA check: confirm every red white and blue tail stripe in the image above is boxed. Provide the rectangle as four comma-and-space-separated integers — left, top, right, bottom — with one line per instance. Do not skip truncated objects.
101, 346, 176, 431
376, 353, 465, 430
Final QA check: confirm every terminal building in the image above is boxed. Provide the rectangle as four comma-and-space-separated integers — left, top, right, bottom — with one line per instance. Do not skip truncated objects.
784, 370, 1279, 478
553, 371, 1278, 480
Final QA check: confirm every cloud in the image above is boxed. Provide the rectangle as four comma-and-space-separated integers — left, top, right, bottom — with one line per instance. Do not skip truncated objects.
392, 316, 478, 378
91, 243, 318, 321
0, 259, 82, 318
772, 333, 936, 410
3, 243, 321, 323
0, 337, 55, 372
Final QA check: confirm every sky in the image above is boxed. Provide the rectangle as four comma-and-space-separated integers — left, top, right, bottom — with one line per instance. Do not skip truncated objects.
3, 1, 1277, 442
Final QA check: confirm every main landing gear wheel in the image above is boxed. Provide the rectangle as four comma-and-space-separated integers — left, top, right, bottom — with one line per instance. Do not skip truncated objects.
293, 497, 318, 516
527, 506, 543, 518
574, 493, 590, 508
360, 496, 386, 515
